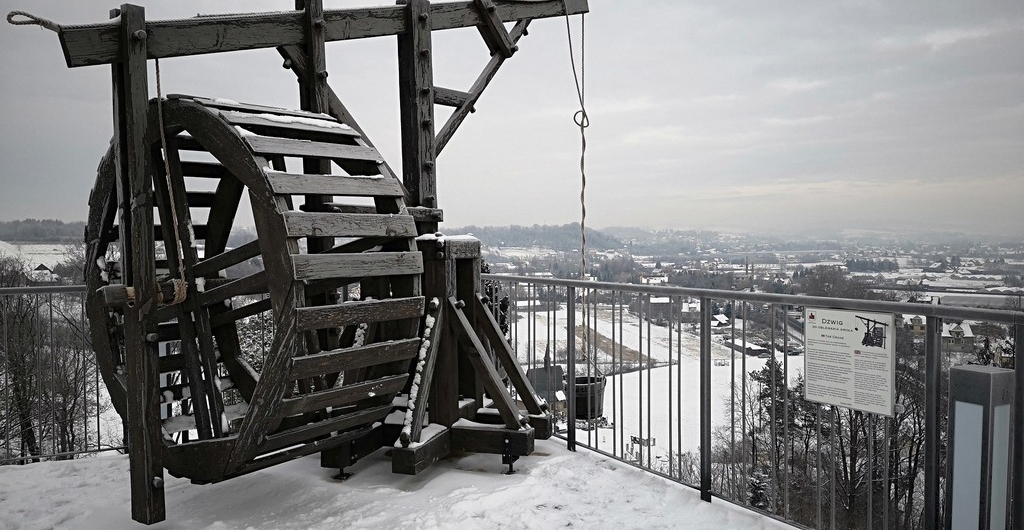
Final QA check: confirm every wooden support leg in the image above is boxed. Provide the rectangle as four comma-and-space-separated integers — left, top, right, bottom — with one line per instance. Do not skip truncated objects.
112, 4, 165, 524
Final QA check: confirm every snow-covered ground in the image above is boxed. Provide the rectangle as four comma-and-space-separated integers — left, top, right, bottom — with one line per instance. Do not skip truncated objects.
0, 438, 792, 530
0, 240, 70, 269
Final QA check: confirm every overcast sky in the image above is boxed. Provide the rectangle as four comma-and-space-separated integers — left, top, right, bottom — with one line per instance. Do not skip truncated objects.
1, 0, 1021, 238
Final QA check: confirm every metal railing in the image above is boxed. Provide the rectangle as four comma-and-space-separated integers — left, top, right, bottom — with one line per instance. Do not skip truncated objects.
0, 285, 125, 464
483, 273, 1023, 530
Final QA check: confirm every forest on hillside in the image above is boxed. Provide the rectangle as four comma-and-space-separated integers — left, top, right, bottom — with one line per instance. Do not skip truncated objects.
0, 219, 86, 243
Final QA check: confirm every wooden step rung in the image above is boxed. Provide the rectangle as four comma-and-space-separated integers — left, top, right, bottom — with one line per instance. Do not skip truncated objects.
277, 374, 407, 418
291, 252, 422, 282
186, 191, 217, 208
199, 271, 269, 306
283, 212, 416, 239
185, 95, 337, 121
295, 296, 424, 331
209, 298, 272, 328
259, 403, 392, 454
433, 86, 472, 108
289, 338, 420, 380
154, 223, 208, 241
162, 402, 248, 434
180, 161, 227, 179
245, 136, 381, 162
266, 172, 403, 197
299, 203, 377, 214
194, 240, 262, 277
221, 110, 361, 138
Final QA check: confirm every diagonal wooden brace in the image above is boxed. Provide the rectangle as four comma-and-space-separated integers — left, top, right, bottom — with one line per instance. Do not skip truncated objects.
472, 0, 516, 58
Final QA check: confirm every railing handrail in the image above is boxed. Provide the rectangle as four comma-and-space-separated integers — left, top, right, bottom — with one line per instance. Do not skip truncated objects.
0, 284, 87, 296
482, 274, 1024, 325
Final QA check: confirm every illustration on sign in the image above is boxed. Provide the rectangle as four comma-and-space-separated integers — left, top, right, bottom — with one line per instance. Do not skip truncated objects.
804, 308, 895, 417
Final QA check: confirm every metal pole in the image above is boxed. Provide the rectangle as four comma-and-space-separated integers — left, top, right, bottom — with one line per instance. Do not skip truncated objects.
925, 315, 941, 530
700, 296, 712, 501
1013, 322, 1023, 530
566, 285, 576, 451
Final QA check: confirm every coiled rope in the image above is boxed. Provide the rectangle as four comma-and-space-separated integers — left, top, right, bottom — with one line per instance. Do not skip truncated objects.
6, 11, 61, 32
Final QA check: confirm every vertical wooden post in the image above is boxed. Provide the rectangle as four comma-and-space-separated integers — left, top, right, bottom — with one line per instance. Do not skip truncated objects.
456, 256, 483, 406
296, 0, 339, 356
420, 240, 458, 426
397, 0, 436, 215
111, 4, 165, 524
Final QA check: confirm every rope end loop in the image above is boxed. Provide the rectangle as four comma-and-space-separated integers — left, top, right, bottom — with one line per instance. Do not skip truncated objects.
7, 10, 61, 32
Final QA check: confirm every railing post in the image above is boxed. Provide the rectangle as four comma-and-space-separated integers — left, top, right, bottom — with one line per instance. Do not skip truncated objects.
700, 296, 712, 501
567, 285, 576, 451
1014, 322, 1023, 529
925, 315, 942, 529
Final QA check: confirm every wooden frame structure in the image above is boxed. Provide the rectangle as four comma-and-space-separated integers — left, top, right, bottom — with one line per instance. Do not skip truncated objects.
11, 0, 587, 524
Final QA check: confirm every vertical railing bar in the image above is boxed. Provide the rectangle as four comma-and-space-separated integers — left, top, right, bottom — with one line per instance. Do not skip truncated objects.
783, 304, 790, 519
3, 295, 10, 460
924, 316, 940, 530
700, 295, 712, 501
817, 403, 823, 530
730, 299, 737, 496
676, 295, 683, 484
81, 293, 88, 452
831, 406, 837, 530
769, 303, 777, 513
638, 292, 643, 468
566, 285, 576, 451
49, 293, 55, 456
611, 289, 617, 458
646, 292, 652, 471
668, 295, 674, 479
741, 300, 748, 498
618, 293, 624, 460
868, 413, 874, 530
883, 419, 890, 530
588, 288, 594, 449
1013, 322, 1024, 530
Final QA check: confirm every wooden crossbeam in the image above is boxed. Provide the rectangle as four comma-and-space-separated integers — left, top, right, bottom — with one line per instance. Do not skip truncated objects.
57, 0, 589, 68
473, 295, 545, 415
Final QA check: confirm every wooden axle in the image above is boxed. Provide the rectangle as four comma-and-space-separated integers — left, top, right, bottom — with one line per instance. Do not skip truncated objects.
97, 279, 230, 307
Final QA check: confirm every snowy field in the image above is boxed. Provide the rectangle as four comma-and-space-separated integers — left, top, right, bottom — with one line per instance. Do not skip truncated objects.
0, 438, 793, 530
0, 240, 70, 269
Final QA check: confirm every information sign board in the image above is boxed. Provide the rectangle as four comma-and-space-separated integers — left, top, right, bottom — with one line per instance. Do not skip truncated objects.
803, 308, 895, 416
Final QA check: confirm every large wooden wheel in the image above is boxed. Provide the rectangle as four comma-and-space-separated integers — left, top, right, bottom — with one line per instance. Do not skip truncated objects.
85, 96, 424, 481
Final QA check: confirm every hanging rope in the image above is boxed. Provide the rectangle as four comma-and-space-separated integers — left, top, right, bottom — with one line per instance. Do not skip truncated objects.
155, 58, 188, 305
6, 11, 61, 32
562, 3, 589, 280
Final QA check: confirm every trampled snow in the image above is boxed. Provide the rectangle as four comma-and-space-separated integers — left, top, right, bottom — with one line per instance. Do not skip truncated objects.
0, 439, 792, 530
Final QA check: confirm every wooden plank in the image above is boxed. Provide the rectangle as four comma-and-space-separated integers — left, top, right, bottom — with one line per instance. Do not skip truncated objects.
222, 110, 360, 138
407, 206, 444, 224
245, 135, 381, 162
435, 19, 528, 154
58, 0, 591, 68
474, 296, 545, 415
405, 303, 444, 445
475, 409, 552, 440
180, 161, 227, 178
473, 0, 516, 58
199, 271, 268, 306
185, 191, 216, 207
278, 373, 407, 417
291, 252, 423, 281
203, 172, 246, 258
433, 86, 471, 108
188, 95, 336, 120
112, 5, 165, 523
448, 298, 521, 430
154, 223, 207, 241
397, 0, 436, 208
259, 403, 392, 453
289, 338, 419, 380
320, 423, 385, 469
392, 427, 451, 475
223, 426, 372, 481
209, 298, 272, 328
296, 296, 423, 331
194, 240, 262, 277
451, 421, 534, 456
267, 173, 402, 197
283, 212, 416, 238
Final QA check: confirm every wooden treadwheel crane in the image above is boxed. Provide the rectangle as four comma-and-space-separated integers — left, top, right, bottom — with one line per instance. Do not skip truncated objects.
9, 0, 588, 524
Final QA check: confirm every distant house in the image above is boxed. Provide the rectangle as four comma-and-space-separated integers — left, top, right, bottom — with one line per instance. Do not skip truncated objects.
941, 322, 975, 354
904, 315, 926, 337
28, 264, 59, 285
